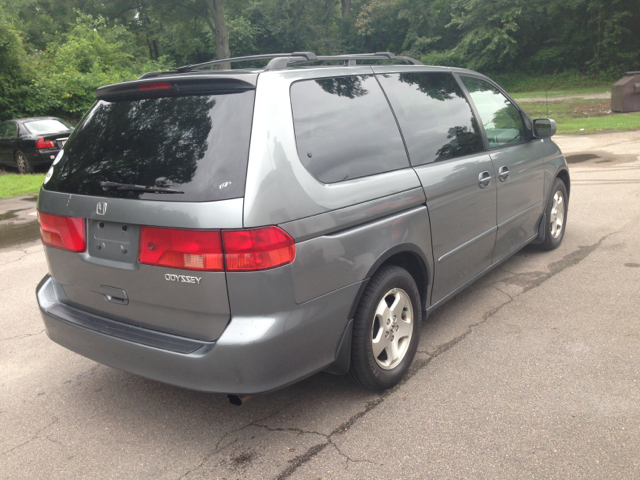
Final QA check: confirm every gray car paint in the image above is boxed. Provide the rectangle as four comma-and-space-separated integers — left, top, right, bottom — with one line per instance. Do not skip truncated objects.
39, 274, 361, 394
37, 190, 244, 229
414, 152, 498, 305
45, 247, 231, 341
280, 187, 426, 243
290, 206, 433, 304
488, 142, 545, 261
35, 63, 570, 394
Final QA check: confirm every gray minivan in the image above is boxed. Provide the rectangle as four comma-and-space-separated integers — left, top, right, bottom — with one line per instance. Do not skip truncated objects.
35, 52, 569, 398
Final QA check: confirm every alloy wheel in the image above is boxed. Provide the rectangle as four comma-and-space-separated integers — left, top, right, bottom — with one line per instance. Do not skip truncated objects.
550, 190, 565, 239
371, 288, 414, 370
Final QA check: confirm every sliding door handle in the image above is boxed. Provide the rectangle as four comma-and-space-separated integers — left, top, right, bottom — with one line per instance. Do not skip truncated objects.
478, 171, 492, 189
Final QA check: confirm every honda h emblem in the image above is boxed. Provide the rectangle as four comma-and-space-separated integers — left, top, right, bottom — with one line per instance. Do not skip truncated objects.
96, 202, 107, 215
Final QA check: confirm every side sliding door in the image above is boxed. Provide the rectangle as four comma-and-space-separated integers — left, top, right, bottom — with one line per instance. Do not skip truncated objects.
376, 69, 497, 306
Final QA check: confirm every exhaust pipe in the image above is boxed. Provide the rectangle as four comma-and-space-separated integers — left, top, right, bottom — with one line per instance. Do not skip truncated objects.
228, 394, 253, 406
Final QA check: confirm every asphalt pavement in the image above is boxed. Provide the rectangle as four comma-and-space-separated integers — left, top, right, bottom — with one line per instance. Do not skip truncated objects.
1, 131, 639, 479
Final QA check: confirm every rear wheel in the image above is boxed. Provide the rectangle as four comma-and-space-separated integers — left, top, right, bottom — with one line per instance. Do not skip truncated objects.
540, 178, 568, 250
347, 265, 421, 391
15, 150, 32, 174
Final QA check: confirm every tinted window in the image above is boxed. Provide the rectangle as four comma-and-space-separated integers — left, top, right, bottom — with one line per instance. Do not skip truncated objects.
4, 123, 18, 138
0, 124, 6, 137
377, 72, 484, 166
44, 91, 255, 202
290, 75, 409, 184
461, 77, 525, 148
25, 119, 72, 135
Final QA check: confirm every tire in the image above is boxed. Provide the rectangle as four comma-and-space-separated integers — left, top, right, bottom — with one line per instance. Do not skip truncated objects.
540, 178, 568, 251
347, 265, 421, 391
15, 150, 33, 174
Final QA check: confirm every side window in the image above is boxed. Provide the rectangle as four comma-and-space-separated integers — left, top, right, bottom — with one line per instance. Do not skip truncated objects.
4, 123, 18, 138
377, 72, 484, 166
460, 77, 525, 148
0, 124, 6, 137
290, 75, 409, 184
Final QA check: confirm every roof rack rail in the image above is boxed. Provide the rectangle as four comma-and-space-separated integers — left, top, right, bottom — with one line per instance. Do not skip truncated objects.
321, 52, 422, 66
268, 52, 423, 70
176, 52, 318, 73
141, 52, 423, 78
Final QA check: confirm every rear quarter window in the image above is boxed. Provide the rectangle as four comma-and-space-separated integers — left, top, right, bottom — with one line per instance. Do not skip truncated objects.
44, 91, 255, 202
290, 75, 409, 184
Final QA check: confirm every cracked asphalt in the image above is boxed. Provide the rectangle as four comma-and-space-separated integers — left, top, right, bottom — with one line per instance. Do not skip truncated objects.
1, 131, 640, 479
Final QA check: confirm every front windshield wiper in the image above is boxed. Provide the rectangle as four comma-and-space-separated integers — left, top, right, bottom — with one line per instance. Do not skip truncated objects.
100, 181, 184, 194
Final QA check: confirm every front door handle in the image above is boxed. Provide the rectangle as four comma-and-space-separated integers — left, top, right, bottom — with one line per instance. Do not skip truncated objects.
498, 166, 510, 182
478, 171, 492, 189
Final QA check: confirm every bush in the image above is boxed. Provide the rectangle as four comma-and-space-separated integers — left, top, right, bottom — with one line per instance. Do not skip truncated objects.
1, 11, 173, 123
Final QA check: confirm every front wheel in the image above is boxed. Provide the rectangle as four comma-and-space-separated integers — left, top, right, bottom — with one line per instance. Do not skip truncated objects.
347, 265, 421, 391
15, 150, 33, 174
540, 178, 568, 250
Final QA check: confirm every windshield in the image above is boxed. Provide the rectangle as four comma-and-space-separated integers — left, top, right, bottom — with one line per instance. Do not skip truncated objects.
24, 119, 72, 134
43, 91, 256, 202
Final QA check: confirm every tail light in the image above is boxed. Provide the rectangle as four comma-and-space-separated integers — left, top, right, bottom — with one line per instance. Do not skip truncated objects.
38, 212, 86, 252
139, 227, 224, 271
139, 226, 295, 271
223, 227, 295, 271
35, 137, 56, 149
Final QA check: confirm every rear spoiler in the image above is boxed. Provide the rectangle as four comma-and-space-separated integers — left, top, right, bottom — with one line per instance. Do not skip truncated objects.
95, 75, 257, 102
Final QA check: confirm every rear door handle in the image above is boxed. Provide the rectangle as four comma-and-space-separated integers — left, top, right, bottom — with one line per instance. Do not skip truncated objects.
478, 171, 492, 189
100, 285, 129, 305
498, 166, 509, 182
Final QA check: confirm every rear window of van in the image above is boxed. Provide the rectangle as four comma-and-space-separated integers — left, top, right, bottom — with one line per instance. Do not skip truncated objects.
44, 91, 255, 202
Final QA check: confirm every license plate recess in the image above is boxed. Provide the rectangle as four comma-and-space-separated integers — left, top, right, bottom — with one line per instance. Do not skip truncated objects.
88, 220, 140, 264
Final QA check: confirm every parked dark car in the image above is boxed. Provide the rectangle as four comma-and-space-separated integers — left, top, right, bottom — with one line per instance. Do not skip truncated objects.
0, 117, 73, 174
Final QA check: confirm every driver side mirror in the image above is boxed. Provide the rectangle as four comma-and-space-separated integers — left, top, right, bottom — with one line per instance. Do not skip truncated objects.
533, 118, 557, 138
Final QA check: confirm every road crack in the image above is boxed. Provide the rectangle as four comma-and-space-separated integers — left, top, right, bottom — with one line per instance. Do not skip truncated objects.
0, 329, 45, 342
329, 441, 383, 470
254, 424, 326, 438
178, 391, 310, 479
0, 417, 59, 456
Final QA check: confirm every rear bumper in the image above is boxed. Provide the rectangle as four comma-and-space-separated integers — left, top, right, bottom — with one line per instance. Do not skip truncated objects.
31, 148, 60, 166
37, 275, 359, 394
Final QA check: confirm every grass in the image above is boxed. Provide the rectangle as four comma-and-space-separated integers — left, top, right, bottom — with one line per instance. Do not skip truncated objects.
490, 70, 618, 94
0, 172, 45, 199
520, 98, 640, 134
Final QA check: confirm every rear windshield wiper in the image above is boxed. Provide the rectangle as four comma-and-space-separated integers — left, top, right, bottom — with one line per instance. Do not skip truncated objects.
100, 181, 184, 194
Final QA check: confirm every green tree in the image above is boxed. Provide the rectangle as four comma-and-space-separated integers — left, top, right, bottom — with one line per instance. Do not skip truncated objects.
27, 12, 171, 119
0, 7, 34, 120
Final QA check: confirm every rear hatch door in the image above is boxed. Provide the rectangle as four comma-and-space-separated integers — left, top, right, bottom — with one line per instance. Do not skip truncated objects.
39, 74, 257, 341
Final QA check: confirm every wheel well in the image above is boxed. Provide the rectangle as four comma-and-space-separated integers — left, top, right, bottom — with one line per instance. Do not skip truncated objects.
557, 169, 570, 198
379, 251, 428, 312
